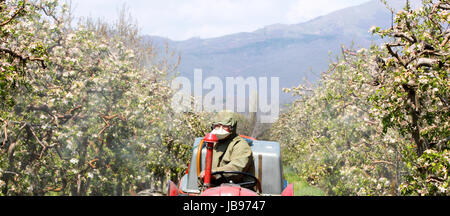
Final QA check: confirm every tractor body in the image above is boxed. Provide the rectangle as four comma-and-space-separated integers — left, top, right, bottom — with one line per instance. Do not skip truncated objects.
168, 135, 293, 196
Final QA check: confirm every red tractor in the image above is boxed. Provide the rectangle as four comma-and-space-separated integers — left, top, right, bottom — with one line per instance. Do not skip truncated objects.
167, 133, 294, 196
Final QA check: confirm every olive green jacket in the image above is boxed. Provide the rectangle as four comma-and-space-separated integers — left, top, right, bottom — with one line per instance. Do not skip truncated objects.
211, 134, 255, 182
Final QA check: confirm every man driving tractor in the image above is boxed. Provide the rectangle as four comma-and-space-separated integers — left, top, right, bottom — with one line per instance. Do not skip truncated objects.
198, 112, 255, 189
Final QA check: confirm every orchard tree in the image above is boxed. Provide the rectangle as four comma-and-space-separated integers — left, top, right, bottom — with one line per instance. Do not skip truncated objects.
272, 46, 406, 195
371, 0, 449, 195
371, 0, 449, 157
0, 0, 47, 112
0, 0, 208, 195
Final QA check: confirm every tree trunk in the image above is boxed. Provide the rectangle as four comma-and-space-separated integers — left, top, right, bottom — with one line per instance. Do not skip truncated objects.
404, 84, 425, 156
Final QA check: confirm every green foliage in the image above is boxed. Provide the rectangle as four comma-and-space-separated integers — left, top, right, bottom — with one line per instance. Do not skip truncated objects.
0, 0, 47, 112
371, 0, 449, 195
371, 0, 449, 157
400, 149, 449, 195
0, 0, 207, 195
272, 0, 449, 196
272, 45, 405, 195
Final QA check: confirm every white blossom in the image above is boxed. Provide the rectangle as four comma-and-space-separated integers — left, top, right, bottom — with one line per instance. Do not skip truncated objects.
70, 158, 79, 165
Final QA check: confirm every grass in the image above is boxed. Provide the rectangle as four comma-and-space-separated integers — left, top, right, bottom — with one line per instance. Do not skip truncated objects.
283, 166, 326, 196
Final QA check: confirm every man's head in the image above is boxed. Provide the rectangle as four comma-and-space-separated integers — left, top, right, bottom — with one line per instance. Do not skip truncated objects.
210, 111, 237, 140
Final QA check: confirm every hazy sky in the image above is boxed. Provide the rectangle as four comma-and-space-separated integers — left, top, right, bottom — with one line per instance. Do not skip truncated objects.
69, 0, 371, 41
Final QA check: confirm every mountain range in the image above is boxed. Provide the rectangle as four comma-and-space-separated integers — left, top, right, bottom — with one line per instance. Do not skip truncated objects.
145, 0, 419, 103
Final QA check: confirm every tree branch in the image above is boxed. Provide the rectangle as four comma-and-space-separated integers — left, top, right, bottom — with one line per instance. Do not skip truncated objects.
26, 123, 46, 149
6, 123, 27, 161
416, 58, 440, 68
441, 30, 450, 47
386, 44, 406, 67
0, 47, 45, 64
437, 4, 450, 10
372, 160, 395, 167
437, 93, 448, 107
0, 0, 27, 27
1, 118, 7, 147
38, 1, 61, 25
393, 32, 415, 44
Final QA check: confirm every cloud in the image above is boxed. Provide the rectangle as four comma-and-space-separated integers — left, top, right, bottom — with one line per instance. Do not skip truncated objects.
69, 0, 371, 40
